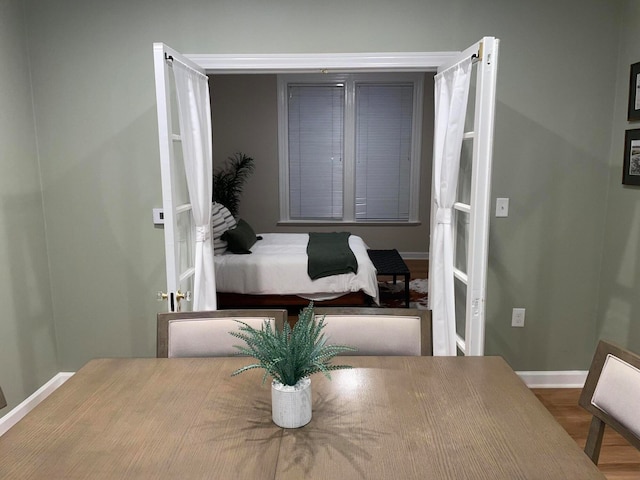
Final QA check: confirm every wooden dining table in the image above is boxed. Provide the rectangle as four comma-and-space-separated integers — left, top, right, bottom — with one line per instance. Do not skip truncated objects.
0, 356, 604, 479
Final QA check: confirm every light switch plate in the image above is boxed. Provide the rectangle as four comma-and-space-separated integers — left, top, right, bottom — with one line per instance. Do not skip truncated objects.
153, 208, 164, 225
496, 198, 509, 217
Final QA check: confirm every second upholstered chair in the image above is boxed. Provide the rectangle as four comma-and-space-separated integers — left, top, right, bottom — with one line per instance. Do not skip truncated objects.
313, 307, 432, 356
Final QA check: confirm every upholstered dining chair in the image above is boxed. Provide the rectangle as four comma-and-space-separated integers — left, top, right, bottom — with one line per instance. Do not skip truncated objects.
578, 339, 640, 464
157, 309, 287, 358
0, 386, 6, 409
312, 307, 432, 356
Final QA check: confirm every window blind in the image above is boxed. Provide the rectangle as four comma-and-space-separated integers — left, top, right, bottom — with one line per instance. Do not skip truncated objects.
288, 85, 344, 219
355, 83, 413, 220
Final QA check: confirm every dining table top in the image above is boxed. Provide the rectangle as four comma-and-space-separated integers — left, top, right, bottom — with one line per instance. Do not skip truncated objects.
0, 356, 604, 479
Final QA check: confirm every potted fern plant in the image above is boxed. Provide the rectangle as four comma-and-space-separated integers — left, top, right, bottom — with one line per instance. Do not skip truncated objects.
230, 302, 356, 428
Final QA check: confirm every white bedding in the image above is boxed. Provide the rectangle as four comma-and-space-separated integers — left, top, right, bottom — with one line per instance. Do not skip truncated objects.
214, 233, 379, 304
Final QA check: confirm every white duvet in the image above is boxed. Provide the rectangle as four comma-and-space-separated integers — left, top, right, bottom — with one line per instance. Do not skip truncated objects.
214, 233, 379, 304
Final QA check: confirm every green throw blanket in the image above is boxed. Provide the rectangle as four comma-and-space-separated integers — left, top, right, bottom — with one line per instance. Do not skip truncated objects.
307, 232, 359, 280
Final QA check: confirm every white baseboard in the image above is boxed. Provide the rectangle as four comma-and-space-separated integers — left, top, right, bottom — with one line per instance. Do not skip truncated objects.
0, 372, 74, 436
516, 370, 588, 388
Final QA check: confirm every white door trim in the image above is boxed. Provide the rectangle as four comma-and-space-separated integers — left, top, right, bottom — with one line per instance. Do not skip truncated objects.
184, 52, 459, 74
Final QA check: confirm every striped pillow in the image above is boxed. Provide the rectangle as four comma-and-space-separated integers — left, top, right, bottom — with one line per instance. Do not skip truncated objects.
211, 204, 229, 255
218, 204, 237, 230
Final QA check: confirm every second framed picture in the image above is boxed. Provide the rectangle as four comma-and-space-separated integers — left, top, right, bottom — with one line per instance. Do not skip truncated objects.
623, 129, 640, 185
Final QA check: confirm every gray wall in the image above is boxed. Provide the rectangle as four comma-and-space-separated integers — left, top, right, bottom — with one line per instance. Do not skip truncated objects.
0, 0, 58, 411
210, 73, 433, 253
597, 1, 640, 350
2, 0, 629, 402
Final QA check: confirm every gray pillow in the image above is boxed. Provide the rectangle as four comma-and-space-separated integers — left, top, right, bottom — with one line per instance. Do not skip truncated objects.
221, 219, 257, 254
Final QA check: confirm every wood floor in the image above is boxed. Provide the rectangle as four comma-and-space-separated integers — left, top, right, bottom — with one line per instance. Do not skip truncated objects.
404, 258, 428, 280
533, 388, 640, 479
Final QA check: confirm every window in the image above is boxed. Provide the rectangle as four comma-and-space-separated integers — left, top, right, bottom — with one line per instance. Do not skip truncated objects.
278, 73, 424, 223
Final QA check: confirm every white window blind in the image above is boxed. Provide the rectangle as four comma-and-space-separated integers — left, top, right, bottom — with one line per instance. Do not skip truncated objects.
279, 73, 423, 223
355, 84, 413, 220
288, 85, 344, 219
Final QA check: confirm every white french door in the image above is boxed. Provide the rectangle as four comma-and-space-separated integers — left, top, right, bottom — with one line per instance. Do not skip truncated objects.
429, 37, 499, 355
151, 43, 498, 326
153, 43, 200, 312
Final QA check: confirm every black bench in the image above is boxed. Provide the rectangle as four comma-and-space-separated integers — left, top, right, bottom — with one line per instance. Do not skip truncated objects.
367, 249, 411, 308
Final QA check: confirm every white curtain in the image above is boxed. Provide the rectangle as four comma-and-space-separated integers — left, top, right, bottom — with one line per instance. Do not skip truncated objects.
429, 58, 472, 356
172, 61, 216, 310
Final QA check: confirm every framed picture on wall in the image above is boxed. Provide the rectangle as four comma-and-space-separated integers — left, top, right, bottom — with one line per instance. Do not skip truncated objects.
628, 62, 640, 121
623, 129, 640, 185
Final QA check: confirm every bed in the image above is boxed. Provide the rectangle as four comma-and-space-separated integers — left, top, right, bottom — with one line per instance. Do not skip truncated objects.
214, 233, 380, 308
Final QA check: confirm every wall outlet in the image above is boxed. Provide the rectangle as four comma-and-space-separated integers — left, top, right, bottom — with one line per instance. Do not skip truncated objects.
512, 308, 525, 327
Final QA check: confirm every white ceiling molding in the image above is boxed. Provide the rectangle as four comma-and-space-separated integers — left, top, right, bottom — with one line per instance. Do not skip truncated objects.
185, 52, 459, 74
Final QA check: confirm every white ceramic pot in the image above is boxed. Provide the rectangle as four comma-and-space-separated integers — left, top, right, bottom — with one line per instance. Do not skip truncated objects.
271, 377, 312, 428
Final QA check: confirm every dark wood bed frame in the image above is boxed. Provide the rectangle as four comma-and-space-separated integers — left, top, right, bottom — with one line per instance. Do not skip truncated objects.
216, 291, 373, 314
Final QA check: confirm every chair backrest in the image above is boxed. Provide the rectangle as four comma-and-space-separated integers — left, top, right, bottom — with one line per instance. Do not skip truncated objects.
157, 309, 287, 358
312, 307, 432, 356
578, 339, 640, 464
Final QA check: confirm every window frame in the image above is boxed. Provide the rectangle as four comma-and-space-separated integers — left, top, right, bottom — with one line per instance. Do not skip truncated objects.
277, 72, 424, 224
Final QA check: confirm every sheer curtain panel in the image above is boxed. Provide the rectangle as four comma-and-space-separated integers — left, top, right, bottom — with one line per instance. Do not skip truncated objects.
429, 58, 472, 356
172, 62, 216, 310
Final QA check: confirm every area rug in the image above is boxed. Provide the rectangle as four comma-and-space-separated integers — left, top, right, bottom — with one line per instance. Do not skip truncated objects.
378, 278, 428, 309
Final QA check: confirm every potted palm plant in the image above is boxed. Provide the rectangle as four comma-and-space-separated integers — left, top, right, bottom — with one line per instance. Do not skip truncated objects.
230, 302, 356, 428
212, 152, 255, 217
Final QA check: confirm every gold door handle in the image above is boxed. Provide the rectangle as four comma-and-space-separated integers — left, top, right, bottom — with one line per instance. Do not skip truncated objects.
176, 290, 192, 302
157, 290, 190, 312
